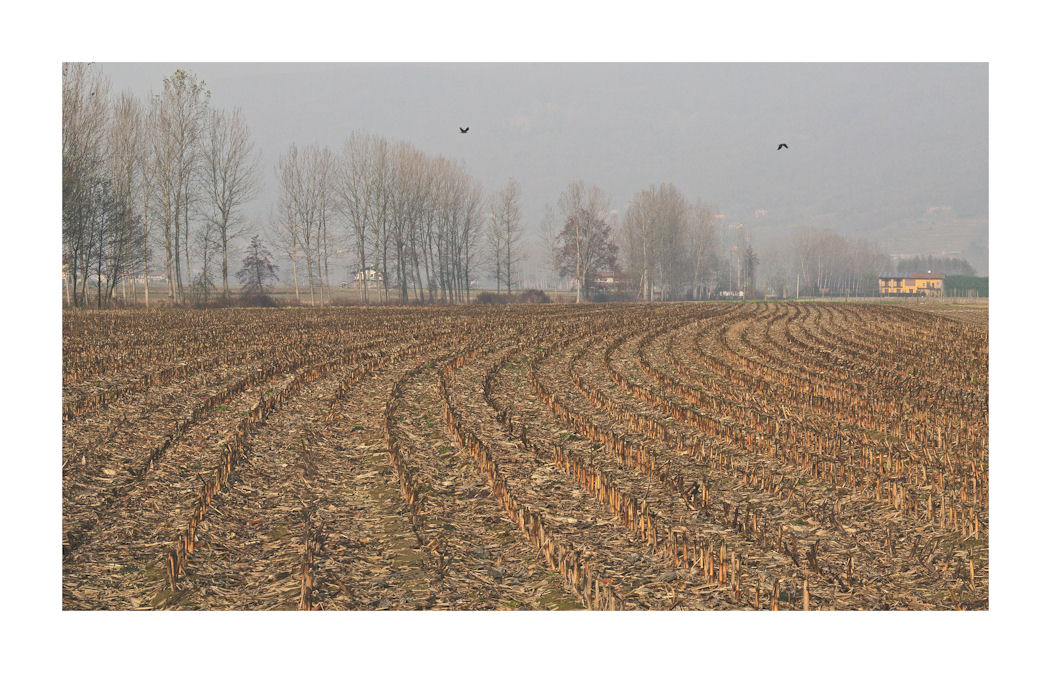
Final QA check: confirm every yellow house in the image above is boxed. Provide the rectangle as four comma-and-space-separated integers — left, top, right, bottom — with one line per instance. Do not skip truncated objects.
879, 271, 945, 297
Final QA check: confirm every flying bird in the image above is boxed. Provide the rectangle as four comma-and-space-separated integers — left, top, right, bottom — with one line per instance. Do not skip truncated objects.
459, 127, 469, 134
777, 143, 788, 150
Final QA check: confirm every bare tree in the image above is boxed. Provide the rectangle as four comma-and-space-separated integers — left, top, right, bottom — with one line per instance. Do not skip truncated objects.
687, 201, 718, 300
276, 149, 304, 303
314, 146, 335, 304
490, 178, 522, 294
332, 133, 487, 305
622, 184, 690, 301
369, 138, 393, 303
62, 62, 111, 308
433, 157, 458, 302
555, 181, 617, 303
486, 207, 506, 293
335, 133, 376, 303
280, 144, 314, 304
420, 156, 449, 302
105, 92, 147, 305
205, 107, 257, 300
89, 178, 125, 309
405, 148, 433, 302
137, 95, 160, 307
459, 178, 483, 302
652, 184, 689, 300
622, 188, 656, 300
154, 69, 210, 304
537, 204, 560, 291
277, 144, 337, 305
389, 141, 421, 303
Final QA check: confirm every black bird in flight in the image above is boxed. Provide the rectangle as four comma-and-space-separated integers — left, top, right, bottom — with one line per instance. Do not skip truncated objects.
777, 143, 788, 150
459, 127, 469, 134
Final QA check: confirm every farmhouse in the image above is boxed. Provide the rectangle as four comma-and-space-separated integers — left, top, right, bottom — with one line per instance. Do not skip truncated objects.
587, 270, 630, 295
353, 267, 386, 289
590, 270, 616, 289
878, 271, 946, 297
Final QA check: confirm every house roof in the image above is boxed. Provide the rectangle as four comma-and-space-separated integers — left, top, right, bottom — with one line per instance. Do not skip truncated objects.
879, 272, 946, 279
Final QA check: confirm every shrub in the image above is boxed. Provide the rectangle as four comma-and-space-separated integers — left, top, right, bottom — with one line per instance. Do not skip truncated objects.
515, 289, 550, 304
239, 293, 278, 308
475, 292, 509, 305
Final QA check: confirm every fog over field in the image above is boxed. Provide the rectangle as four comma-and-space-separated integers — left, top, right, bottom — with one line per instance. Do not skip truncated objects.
97, 62, 988, 274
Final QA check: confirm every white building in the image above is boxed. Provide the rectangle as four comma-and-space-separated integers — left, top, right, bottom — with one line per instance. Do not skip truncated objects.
353, 267, 386, 288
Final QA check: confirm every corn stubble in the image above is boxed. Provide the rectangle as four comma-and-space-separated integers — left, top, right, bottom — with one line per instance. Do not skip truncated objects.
62, 302, 987, 610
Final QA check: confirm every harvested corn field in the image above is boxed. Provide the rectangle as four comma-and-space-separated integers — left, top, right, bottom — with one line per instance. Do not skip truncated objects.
62, 302, 988, 610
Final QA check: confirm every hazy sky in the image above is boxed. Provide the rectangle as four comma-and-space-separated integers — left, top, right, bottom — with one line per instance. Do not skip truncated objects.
96, 62, 988, 271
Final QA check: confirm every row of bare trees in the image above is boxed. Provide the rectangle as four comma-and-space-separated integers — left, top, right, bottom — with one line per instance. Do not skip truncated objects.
63, 65, 499, 308
274, 144, 334, 305
759, 227, 891, 298
272, 134, 492, 304
619, 183, 722, 301
63, 63, 141, 309
614, 183, 893, 300
64, 64, 893, 308
787, 227, 889, 297
533, 179, 732, 303
537, 181, 724, 303
62, 64, 258, 308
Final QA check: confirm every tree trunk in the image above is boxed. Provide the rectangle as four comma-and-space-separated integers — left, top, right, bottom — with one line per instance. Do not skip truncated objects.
322, 222, 330, 305
413, 245, 424, 303
182, 196, 191, 304
358, 244, 368, 305
291, 250, 300, 303
304, 243, 316, 307
316, 240, 324, 306
222, 234, 229, 299
382, 241, 389, 304
575, 252, 582, 303
174, 200, 182, 303
167, 208, 176, 303
96, 248, 103, 310
143, 195, 150, 309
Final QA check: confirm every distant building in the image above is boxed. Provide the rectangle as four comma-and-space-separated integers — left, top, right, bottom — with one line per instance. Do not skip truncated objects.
590, 270, 616, 288
878, 271, 945, 297
587, 270, 629, 294
353, 267, 386, 288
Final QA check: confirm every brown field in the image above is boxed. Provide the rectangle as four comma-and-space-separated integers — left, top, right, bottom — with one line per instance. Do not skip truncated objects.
62, 302, 988, 610
906, 300, 988, 325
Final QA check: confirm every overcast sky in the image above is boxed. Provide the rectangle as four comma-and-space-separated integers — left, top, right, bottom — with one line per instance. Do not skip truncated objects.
96, 62, 988, 271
